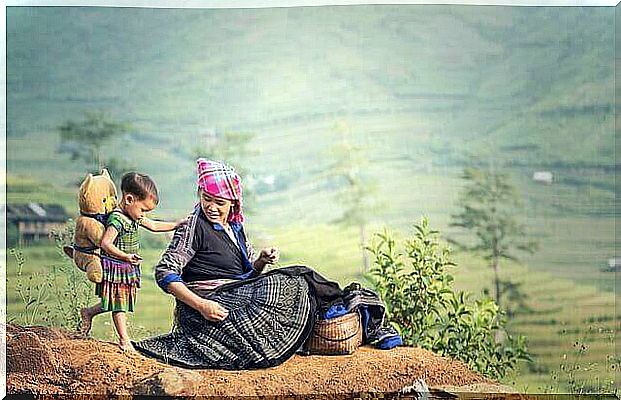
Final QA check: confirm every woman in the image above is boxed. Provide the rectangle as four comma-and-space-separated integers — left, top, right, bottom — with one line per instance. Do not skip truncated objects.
134, 159, 341, 369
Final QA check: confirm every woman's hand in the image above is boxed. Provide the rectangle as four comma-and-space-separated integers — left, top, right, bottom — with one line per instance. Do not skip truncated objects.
253, 247, 279, 273
197, 299, 229, 322
259, 247, 280, 264
166, 282, 229, 322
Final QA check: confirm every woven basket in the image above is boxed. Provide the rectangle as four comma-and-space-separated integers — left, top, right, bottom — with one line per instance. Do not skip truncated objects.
305, 311, 362, 355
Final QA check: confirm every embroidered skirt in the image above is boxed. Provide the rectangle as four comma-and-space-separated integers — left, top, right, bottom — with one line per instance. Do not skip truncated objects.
95, 257, 141, 312
134, 272, 314, 369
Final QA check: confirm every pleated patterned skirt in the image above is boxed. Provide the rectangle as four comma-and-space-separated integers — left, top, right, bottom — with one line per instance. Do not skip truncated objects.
95, 256, 141, 312
135, 272, 314, 369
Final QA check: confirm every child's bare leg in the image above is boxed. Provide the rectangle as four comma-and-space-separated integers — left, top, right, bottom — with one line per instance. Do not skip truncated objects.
112, 311, 135, 352
80, 302, 104, 336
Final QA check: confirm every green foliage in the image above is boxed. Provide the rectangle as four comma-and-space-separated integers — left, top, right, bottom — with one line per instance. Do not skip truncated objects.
193, 131, 255, 163
9, 248, 53, 326
327, 120, 378, 271
451, 166, 537, 261
450, 166, 538, 307
7, 222, 19, 247
328, 120, 377, 228
47, 221, 95, 329
498, 278, 533, 317
8, 221, 95, 330
542, 326, 619, 394
57, 111, 131, 173
367, 217, 530, 379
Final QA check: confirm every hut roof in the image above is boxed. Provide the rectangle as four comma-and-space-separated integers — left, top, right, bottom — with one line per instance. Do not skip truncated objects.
7, 203, 69, 223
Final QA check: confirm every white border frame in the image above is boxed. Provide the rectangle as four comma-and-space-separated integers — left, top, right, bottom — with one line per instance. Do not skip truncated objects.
1, 1, 618, 398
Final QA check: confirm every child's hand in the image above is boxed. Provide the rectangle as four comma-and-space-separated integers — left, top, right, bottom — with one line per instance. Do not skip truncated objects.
126, 253, 143, 265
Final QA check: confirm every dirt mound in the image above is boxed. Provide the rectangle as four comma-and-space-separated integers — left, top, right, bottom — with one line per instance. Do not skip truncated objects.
7, 324, 510, 397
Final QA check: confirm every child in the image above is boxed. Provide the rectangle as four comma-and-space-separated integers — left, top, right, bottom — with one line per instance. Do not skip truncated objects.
79, 172, 184, 352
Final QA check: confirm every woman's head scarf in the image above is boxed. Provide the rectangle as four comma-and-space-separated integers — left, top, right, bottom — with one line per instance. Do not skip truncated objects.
196, 158, 245, 224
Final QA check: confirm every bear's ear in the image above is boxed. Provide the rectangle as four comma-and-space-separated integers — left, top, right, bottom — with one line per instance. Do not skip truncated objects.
101, 169, 111, 180
82, 173, 94, 190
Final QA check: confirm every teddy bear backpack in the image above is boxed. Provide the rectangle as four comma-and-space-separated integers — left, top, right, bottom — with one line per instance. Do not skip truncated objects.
63, 169, 118, 283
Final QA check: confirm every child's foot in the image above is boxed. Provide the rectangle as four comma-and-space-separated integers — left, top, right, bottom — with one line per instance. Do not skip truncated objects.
79, 307, 93, 336
119, 339, 136, 353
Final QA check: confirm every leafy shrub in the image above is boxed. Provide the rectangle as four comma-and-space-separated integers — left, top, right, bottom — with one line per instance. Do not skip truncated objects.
47, 221, 95, 329
9, 248, 53, 326
542, 324, 619, 394
9, 220, 95, 330
366, 217, 530, 379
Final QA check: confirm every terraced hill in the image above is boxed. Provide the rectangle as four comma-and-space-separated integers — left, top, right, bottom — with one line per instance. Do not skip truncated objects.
7, 6, 614, 194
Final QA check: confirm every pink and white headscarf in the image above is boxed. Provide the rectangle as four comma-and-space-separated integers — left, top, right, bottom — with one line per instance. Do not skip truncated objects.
196, 158, 245, 224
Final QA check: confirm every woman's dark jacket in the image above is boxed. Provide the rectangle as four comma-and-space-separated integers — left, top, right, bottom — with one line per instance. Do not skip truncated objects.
155, 206, 257, 292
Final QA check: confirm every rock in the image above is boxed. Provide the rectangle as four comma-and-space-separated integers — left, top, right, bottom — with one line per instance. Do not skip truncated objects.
159, 368, 203, 396
435, 383, 519, 394
135, 368, 202, 396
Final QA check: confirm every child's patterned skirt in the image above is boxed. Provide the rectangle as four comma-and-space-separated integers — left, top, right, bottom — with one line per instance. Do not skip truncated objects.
96, 257, 141, 312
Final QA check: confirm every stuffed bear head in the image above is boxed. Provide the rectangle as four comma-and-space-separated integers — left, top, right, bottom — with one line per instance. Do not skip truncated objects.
78, 169, 118, 215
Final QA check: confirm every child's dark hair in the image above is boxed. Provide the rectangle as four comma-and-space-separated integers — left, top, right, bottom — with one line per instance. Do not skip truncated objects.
121, 172, 159, 204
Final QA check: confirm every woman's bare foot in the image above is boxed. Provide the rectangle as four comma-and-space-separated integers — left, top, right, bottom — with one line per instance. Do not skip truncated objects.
79, 307, 93, 336
119, 339, 136, 352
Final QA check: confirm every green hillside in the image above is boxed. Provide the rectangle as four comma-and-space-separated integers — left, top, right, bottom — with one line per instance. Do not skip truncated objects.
7, 6, 614, 164
7, 5, 614, 222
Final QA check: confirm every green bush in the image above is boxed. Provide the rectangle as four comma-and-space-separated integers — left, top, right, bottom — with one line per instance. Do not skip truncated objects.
366, 217, 530, 379
9, 247, 53, 326
47, 221, 96, 329
9, 220, 95, 330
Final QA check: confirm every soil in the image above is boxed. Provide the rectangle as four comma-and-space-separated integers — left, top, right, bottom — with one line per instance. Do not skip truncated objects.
6, 324, 516, 398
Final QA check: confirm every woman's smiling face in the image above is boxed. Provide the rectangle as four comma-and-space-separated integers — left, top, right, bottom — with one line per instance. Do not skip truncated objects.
199, 189, 232, 225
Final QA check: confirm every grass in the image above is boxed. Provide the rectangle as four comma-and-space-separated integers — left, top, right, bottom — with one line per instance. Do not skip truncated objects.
6, 221, 618, 392
6, 245, 176, 340
449, 252, 617, 392
7, 173, 77, 212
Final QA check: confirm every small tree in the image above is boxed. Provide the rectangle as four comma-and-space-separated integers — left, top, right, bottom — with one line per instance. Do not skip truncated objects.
57, 111, 131, 174
328, 120, 377, 272
104, 156, 136, 187
450, 167, 537, 309
192, 131, 254, 163
367, 217, 530, 379
192, 130, 257, 212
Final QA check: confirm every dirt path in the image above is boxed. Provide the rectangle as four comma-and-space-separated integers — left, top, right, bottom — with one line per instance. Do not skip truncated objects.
7, 324, 512, 397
